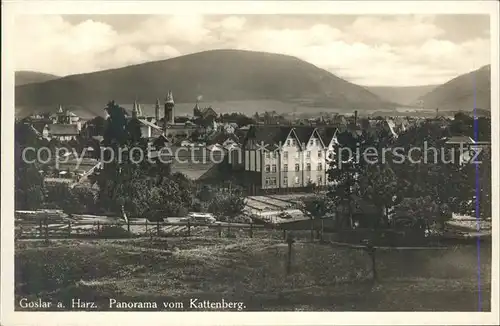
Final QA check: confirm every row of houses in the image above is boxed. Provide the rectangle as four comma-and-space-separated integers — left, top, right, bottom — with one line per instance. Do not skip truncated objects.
231, 125, 340, 189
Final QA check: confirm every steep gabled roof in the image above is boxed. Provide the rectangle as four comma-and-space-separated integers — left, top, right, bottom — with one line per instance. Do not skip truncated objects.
244, 125, 294, 147
317, 126, 338, 146
291, 125, 316, 146
207, 132, 239, 146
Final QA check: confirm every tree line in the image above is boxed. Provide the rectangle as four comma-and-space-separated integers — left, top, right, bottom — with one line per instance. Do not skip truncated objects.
300, 115, 491, 237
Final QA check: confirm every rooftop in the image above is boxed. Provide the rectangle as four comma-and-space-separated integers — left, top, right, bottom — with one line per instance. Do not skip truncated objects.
47, 124, 79, 136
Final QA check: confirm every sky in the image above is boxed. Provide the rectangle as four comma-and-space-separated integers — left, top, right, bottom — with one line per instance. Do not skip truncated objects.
14, 14, 491, 86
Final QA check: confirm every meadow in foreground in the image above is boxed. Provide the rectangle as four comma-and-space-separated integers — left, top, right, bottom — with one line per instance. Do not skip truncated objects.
15, 237, 491, 311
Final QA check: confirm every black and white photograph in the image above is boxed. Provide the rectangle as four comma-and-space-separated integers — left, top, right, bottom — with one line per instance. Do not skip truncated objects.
1, 1, 499, 325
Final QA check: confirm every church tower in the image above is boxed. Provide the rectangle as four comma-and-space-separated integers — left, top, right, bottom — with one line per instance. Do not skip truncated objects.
164, 90, 175, 131
132, 100, 139, 119
155, 98, 161, 121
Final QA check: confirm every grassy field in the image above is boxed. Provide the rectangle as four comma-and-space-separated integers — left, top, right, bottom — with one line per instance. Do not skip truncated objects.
15, 237, 491, 311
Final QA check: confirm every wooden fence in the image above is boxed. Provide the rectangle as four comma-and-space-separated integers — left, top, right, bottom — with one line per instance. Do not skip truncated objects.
15, 218, 488, 246
14, 218, 309, 241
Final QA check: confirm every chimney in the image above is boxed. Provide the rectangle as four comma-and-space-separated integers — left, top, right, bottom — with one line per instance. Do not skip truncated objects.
354, 110, 358, 125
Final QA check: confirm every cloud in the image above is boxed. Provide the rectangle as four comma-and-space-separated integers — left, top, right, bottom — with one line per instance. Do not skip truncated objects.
15, 15, 118, 74
345, 15, 445, 45
146, 44, 181, 58
14, 14, 491, 86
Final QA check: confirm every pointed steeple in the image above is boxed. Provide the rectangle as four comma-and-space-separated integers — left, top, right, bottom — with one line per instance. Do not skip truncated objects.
58, 105, 63, 113
166, 90, 174, 104
132, 99, 139, 119
194, 98, 200, 111
137, 102, 143, 117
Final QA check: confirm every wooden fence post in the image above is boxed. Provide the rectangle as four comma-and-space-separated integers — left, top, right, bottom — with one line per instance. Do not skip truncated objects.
286, 235, 295, 275
44, 217, 49, 242
156, 220, 160, 236
218, 224, 222, 237
363, 240, 377, 282
127, 219, 131, 233
371, 248, 377, 281
187, 221, 191, 237
68, 220, 72, 238
321, 219, 324, 241
310, 219, 314, 241
283, 229, 287, 240
39, 219, 43, 238
249, 223, 253, 238
97, 221, 100, 237
145, 219, 148, 235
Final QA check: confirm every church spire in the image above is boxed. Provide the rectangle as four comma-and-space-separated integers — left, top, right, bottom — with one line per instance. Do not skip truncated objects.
137, 102, 143, 117
164, 90, 175, 128
166, 90, 174, 104
132, 99, 139, 119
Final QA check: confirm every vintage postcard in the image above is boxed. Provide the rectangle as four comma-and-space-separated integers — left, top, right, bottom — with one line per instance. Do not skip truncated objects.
1, 1, 499, 325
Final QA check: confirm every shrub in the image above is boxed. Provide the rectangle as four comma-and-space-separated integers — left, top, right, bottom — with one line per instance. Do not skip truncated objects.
44, 184, 97, 214
98, 225, 132, 238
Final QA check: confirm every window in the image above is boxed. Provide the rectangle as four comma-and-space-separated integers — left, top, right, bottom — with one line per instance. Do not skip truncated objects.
309, 140, 314, 146
306, 151, 311, 158
283, 164, 288, 172
317, 163, 322, 171
291, 139, 296, 146
283, 151, 288, 159
294, 176, 300, 184
287, 140, 291, 146
306, 163, 311, 171
265, 151, 270, 159
271, 177, 277, 186
318, 151, 322, 158
295, 164, 300, 171
283, 177, 288, 185
265, 178, 270, 186
265, 165, 270, 172
270, 151, 275, 159
272, 164, 277, 173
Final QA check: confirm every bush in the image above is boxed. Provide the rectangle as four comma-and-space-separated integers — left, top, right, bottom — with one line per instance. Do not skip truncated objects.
98, 225, 132, 238
44, 184, 97, 214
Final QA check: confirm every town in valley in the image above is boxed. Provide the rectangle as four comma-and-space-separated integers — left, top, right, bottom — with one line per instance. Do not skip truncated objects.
11, 13, 493, 313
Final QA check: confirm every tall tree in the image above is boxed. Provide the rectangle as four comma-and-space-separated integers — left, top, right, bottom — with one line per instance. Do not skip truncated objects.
358, 164, 399, 228
327, 128, 383, 228
477, 146, 492, 219
207, 188, 246, 222
14, 123, 45, 210
299, 194, 334, 239
393, 196, 442, 234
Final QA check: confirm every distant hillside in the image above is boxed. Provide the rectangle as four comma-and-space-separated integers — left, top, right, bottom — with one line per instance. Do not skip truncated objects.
15, 71, 60, 86
15, 49, 393, 117
414, 65, 491, 111
365, 85, 437, 106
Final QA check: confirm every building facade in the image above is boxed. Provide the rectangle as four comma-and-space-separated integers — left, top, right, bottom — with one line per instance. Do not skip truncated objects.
237, 125, 338, 190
